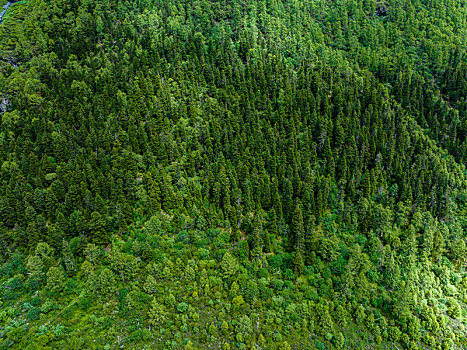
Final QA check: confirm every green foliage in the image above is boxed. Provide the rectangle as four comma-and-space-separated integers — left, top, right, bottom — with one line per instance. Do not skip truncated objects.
177, 302, 188, 313
87, 268, 117, 302
45, 266, 66, 295
0, 0, 465, 349
220, 252, 239, 279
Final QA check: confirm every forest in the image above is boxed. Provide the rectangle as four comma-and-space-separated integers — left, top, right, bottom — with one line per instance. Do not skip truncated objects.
0, 0, 465, 349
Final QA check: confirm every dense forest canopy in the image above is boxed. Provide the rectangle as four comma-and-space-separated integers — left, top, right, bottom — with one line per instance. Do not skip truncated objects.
0, 0, 465, 349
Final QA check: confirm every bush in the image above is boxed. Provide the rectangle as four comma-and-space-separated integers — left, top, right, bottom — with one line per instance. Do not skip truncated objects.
177, 302, 189, 313
272, 332, 282, 342
446, 298, 462, 319
79, 295, 92, 311
129, 329, 152, 342
26, 307, 40, 321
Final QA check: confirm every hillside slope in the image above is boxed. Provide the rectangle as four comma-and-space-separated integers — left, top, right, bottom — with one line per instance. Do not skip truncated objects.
0, 0, 466, 349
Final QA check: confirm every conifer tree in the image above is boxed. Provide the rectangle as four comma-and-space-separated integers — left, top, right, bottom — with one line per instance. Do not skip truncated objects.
292, 202, 305, 275
90, 211, 108, 245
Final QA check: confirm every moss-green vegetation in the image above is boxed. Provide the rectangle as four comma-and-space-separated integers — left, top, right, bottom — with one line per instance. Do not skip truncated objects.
0, 0, 465, 349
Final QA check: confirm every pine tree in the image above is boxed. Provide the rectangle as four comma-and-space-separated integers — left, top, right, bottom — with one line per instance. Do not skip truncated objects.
292, 202, 305, 275
269, 208, 279, 238
94, 194, 107, 215
148, 298, 167, 331
284, 180, 294, 222
2, 189, 16, 227
56, 210, 69, 236
47, 224, 64, 252
27, 222, 41, 252
90, 211, 108, 245
62, 239, 77, 275
263, 228, 272, 253
250, 209, 264, 261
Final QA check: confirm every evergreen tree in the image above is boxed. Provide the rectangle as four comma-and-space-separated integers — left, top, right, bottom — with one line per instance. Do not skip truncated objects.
292, 202, 305, 275
90, 211, 108, 245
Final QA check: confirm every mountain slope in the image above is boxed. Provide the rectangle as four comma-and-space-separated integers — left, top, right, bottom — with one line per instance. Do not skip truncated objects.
0, 0, 465, 349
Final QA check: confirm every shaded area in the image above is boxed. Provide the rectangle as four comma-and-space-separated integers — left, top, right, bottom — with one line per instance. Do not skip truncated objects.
0, 1, 19, 24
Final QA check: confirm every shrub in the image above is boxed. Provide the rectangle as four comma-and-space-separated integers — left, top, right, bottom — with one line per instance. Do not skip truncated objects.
177, 302, 189, 313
